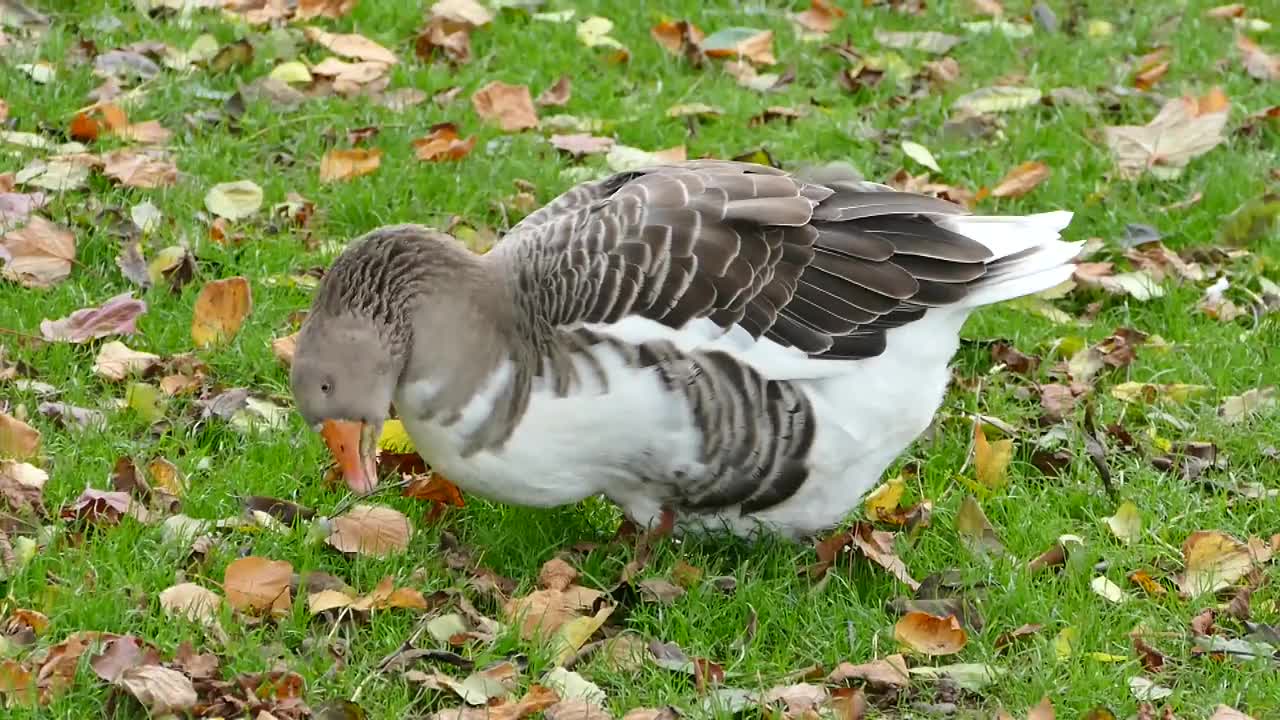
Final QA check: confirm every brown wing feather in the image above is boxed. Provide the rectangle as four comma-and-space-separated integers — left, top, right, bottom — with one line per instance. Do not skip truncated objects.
492, 159, 995, 361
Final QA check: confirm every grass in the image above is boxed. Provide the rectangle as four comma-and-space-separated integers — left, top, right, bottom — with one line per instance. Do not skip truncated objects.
1, 0, 1279, 717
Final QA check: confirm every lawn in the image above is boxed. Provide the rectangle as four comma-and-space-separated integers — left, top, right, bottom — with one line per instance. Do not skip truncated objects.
1, 0, 1278, 718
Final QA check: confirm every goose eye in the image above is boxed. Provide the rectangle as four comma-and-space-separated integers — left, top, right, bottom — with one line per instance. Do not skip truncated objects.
320, 381, 332, 394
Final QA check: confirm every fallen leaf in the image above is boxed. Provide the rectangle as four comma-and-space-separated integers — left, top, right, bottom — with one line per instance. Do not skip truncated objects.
0, 459, 47, 515
901, 141, 941, 172
953, 86, 1042, 114
430, 0, 493, 26
874, 29, 962, 55
92, 341, 160, 381
701, 27, 775, 65
894, 611, 967, 655
413, 124, 476, 162
826, 654, 910, 689
303, 27, 398, 64
1210, 706, 1257, 720
297, 0, 358, 20
793, 0, 845, 34
1219, 387, 1276, 424
0, 413, 40, 461
539, 558, 579, 591
991, 161, 1051, 198
536, 76, 572, 106
1028, 697, 1055, 720
472, 81, 539, 132
1128, 676, 1172, 702
956, 495, 1005, 556
1091, 576, 1129, 604
325, 504, 412, 557
973, 424, 1013, 492
15, 155, 93, 191
191, 277, 253, 347
204, 180, 263, 220
543, 668, 604, 705
1, 216, 76, 288
550, 134, 614, 157
118, 664, 197, 714
1236, 35, 1279, 82
223, 556, 293, 615
102, 149, 178, 188
1103, 89, 1230, 180
651, 20, 705, 57
1177, 530, 1255, 596
577, 17, 628, 57
320, 148, 383, 182
159, 583, 222, 626
39, 293, 146, 343
863, 474, 905, 522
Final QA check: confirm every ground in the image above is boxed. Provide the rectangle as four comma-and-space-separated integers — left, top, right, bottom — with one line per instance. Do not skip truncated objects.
0, 0, 1278, 718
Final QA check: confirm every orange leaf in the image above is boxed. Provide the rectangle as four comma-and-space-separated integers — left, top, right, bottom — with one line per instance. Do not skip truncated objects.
319, 148, 383, 183
191, 277, 252, 347
892, 611, 968, 655
69, 113, 100, 142
223, 556, 293, 616
990, 161, 1051, 198
471, 81, 538, 132
403, 472, 466, 507
794, 0, 845, 34
411, 123, 476, 161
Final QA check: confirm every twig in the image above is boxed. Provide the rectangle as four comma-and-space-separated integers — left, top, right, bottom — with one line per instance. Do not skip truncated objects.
328, 476, 411, 518
0, 326, 43, 342
957, 377, 985, 475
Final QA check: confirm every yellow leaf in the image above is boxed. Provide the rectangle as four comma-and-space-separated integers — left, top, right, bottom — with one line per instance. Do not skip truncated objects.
1085, 652, 1127, 662
974, 424, 1013, 493
1053, 627, 1077, 660
553, 604, 614, 665
191, 277, 252, 347
378, 419, 418, 453
1104, 501, 1142, 544
1176, 530, 1255, 596
864, 474, 905, 521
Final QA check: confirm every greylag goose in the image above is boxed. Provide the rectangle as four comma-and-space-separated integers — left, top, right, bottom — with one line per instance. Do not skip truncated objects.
290, 160, 1079, 540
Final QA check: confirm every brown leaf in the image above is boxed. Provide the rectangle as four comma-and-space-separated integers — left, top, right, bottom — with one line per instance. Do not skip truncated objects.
504, 584, 602, 641
793, 0, 845, 34
1236, 35, 1279, 82
39, 293, 146, 343
224, 556, 293, 615
894, 611, 968, 655
325, 503, 412, 557
319, 148, 383, 182
61, 488, 140, 525
0, 414, 40, 461
1210, 706, 1256, 720
416, 17, 475, 65
994, 623, 1042, 650
1176, 530, 1257, 596
536, 75, 572, 107
102, 149, 178, 188
826, 654, 909, 689
0, 460, 46, 522
430, 0, 494, 26
36, 631, 101, 700
472, 81, 538, 132
69, 112, 100, 142
990, 342, 1039, 375
702, 28, 775, 65
118, 664, 197, 714
550, 134, 615, 157
956, 495, 1005, 556
297, 0, 358, 19
402, 472, 466, 507
1039, 383, 1076, 422
1027, 697, 1055, 720
303, 27, 398, 64
545, 699, 613, 720
1, 216, 76, 288
92, 341, 160, 381
1103, 89, 1230, 180
539, 558, 579, 591
990, 161, 1051, 198
1131, 635, 1167, 673
159, 582, 223, 626
412, 123, 476, 162
271, 331, 298, 366
191, 277, 253, 347
1206, 4, 1245, 18
89, 636, 143, 683
651, 20, 705, 57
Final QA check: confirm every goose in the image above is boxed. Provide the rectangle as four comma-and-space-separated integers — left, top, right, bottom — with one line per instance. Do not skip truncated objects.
289, 160, 1079, 541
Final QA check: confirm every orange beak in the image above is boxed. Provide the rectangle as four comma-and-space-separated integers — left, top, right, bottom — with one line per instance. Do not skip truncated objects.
320, 419, 379, 495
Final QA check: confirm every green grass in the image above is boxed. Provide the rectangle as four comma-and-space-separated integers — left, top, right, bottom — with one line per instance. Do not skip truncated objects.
2, 0, 1279, 717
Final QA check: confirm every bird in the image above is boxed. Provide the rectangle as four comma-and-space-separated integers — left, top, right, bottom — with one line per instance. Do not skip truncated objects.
289, 159, 1080, 542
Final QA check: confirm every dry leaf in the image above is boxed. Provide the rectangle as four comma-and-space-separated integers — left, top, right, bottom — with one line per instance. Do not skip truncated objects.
991, 161, 1050, 198
701, 27, 775, 65
956, 495, 1004, 555
1104, 501, 1142, 544
191, 277, 252, 347
536, 76, 572, 106
472, 81, 539, 132
118, 664, 197, 714
204, 180, 263, 220
223, 556, 293, 615
1219, 386, 1276, 424
793, 0, 845, 34
430, 0, 493, 26
413, 124, 476, 161
102, 149, 178, 188
1, 216, 76, 288
325, 504, 412, 557
0, 413, 40, 462
320, 148, 383, 182
40, 293, 146, 343
0, 459, 47, 515
92, 341, 160, 381
303, 27, 398, 64
1176, 530, 1255, 596
874, 29, 962, 55
1091, 576, 1129, 604
504, 585, 602, 641
973, 424, 1013, 492
158, 583, 222, 626
297, 0, 358, 20
826, 654, 910, 689
1103, 89, 1230, 180
894, 612, 968, 655
952, 86, 1041, 114
1236, 35, 1279, 82
1210, 706, 1256, 720
550, 134, 614, 157
271, 331, 298, 366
